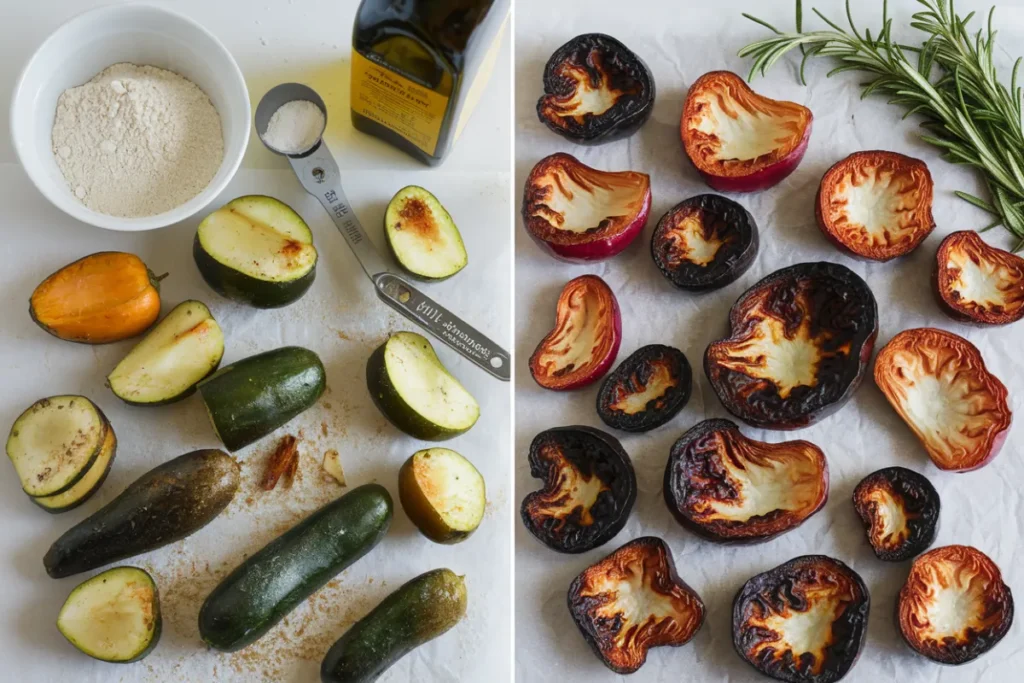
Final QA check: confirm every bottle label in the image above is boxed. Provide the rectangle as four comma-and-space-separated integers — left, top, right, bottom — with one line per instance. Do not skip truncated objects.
351, 51, 449, 156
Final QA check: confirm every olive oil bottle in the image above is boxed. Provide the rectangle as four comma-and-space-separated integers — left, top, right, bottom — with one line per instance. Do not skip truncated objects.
351, 0, 509, 165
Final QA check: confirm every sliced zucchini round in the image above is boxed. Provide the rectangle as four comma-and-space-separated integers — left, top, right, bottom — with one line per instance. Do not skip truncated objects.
367, 332, 480, 441
57, 566, 161, 663
107, 300, 225, 406
195, 195, 317, 308
32, 424, 116, 513
385, 186, 468, 280
5, 396, 108, 497
399, 448, 486, 544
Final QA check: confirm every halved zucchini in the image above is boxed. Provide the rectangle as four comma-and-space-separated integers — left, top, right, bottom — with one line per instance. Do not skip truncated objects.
5, 396, 108, 497
194, 195, 318, 308
57, 566, 161, 663
398, 448, 486, 544
367, 332, 480, 441
107, 300, 225, 406
384, 186, 468, 280
32, 424, 117, 513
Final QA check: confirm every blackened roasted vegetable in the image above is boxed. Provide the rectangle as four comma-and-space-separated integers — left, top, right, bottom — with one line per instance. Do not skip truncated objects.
568, 537, 704, 674
733, 556, 869, 683
537, 33, 655, 145
935, 230, 1024, 325
596, 345, 691, 432
853, 467, 939, 562
520, 426, 635, 553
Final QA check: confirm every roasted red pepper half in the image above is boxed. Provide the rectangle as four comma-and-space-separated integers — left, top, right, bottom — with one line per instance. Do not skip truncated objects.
852, 466, 939, 562
596, 344, 692, 432
935, 230, 1024, 325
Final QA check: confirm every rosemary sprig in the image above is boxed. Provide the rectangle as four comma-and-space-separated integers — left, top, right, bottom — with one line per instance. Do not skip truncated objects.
739, 0, 1024, 250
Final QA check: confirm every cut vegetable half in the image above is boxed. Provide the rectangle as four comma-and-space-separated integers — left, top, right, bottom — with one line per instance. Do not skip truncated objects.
195, 195, 317, 308
816, 151, 935, 261
33, 424, 117, 514
522, 153, 651, 262
682, 71, 812, 193
6, 395, 108, 497
596, 345, 692, 432
537, 33, 656, 145
57, 566, 161, 663
874, 328, 1011, 472
853, 466, 939, 562
935, 230, 1024, 325
107, 300, 224, 406
385, 186, 467, 280
529, 275, 621, 390
399, 448, 486, 544
664, 419, 828, 544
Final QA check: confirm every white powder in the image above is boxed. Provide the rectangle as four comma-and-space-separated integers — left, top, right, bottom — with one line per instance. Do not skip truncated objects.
51, 63, 224, 218
263, 100, 325, 154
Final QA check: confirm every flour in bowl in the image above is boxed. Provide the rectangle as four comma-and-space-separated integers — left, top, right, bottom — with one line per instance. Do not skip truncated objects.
51, 63, 224, 218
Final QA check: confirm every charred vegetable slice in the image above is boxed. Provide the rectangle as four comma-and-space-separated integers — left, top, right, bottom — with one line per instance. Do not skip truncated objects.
6, 395, 108, 497
399, 448, 485, 544
853, 467, 939, 562
568, 537, 705, 674
705, 262, 878, 430
651, 194, 759, 291
367, 332, 479, 441
664, 419, 828, 544
522, 153, 651, 263
530, 275, 622, 390
57, 566, 160, 663
733, 556, 869, 683
107, 300, 224, 406
536, 33, 655, 145
32, 424, 116, 514
874, 328, 1011, 472
596, 345, 692, 432
935, 230, 1024, 325
897, 545, 1013, 665
682, 71, 812, 193
195, 195, 317, 308
384, 186, 467, 280
521, 426, 635, 553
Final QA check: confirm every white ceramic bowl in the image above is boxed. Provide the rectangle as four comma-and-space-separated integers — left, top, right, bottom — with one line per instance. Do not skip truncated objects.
10, 3, 250, 231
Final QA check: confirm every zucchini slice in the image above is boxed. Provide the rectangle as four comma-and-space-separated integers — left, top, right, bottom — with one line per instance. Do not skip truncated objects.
5, 396, 108, 497
57, 566, 161, 663
32, 424, 116, 513
107, 300, 224, 406
398, 448, 486, 544
367, 332, 480, 441
195, 195, 318, 308
384, 186, 468, 280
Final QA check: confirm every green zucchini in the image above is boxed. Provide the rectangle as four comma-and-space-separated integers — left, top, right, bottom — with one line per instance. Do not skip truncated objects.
107, 300, 224, 406
320, 568, 467, 683
398, 448, 485, 544
194, 195, 317, 308
6, 395, 109, 497
366, 332, 479, 441
198, 483, 393, 652
57, 566, 161, 663
198, 346, 326, 452
44, 449, 240, 579
384, 186, 467, 280
32, 423, 117, 513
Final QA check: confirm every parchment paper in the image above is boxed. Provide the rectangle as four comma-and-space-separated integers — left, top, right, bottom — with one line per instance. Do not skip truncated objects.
515, 1, 1024, 681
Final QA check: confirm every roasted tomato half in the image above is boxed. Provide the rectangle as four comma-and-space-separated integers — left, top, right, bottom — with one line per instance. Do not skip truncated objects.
935, 230, 1024, 325
520, 426, 636, 553
529, 274, 622, 391
596, 345, 692, 432
816, 151, 935, 261
898, 545, 1014, 665
705, 262, 878, 430
568, 536, 705, 674
874, 328, 1011, 472
522, 153, 651, 262
682, 71, 812, 193
852, 466, 939, 562
537, 33, 655, 145
651, 194, 759, 291
733, 556, 870, 683
664, 419, 828, 543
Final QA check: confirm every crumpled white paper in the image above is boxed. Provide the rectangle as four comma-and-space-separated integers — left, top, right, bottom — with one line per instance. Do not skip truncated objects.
515, 1, 1024, 681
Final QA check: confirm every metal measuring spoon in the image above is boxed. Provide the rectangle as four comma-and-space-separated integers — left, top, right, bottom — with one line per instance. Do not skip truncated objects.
255, 83, 510, 381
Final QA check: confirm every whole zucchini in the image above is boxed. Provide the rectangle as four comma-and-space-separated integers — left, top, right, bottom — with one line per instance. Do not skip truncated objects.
199, 483, 393, 652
